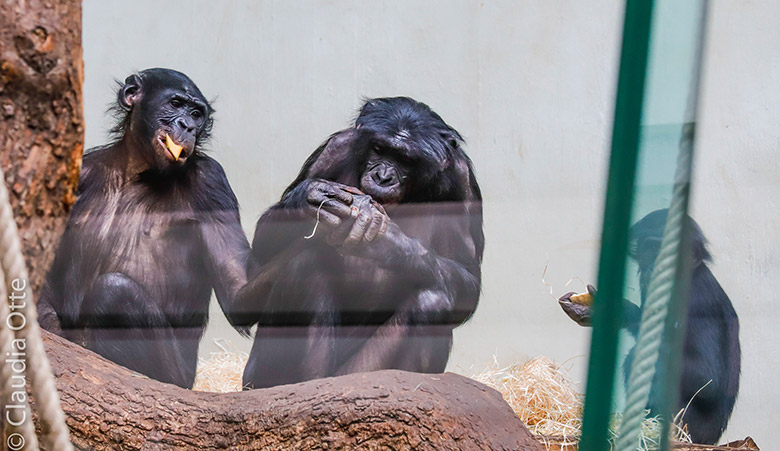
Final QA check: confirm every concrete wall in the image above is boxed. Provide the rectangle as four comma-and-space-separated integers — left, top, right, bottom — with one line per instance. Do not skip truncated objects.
81, 1, 780, 445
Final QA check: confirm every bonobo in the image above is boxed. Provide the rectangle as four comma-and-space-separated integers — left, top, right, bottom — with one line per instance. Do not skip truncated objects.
230, 97, 484, 389
38, 68, 250, 388
558, 209, 740, 444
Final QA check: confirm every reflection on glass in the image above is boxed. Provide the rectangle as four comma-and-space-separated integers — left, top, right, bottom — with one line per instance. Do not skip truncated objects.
579, 0, 738, 450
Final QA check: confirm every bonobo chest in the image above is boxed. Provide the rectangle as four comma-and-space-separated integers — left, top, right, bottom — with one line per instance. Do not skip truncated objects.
78, 179, 204, 278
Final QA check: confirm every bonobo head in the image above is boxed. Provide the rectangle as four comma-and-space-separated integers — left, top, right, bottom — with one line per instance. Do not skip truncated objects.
629, 209, 711, 282
353, 97, 466, 204
112, 68, 213, 169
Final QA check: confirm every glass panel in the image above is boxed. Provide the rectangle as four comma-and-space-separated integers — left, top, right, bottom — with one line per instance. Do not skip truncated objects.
581, 1, 717, 450
20, 1, 768, 449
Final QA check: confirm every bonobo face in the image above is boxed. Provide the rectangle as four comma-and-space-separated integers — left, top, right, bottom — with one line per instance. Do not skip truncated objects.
145, 87, 209, 166
354, 97, 463, 204
360, 145, 412, 204
119, 69, 212, 168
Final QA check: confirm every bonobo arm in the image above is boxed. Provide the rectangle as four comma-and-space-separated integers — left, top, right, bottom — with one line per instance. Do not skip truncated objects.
196, 158, 252, 330
558, 285, 641, 334
229, 178, 357, 326
330, 215, 481, 375
335, 308, 414, 375
335, 289, 455, 375
328, 191, 483, 324
321, 187, 482, 375
37, 286, 63, 335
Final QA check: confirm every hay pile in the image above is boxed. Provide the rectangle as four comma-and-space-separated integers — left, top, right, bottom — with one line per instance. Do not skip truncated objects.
472, 357, 583, 447
471, 356, 692, 450
192, 340, 249, 393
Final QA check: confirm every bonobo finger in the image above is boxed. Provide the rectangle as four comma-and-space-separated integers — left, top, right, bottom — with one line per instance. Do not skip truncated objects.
558, 293, 592, 327
309, 180, 352, 205
325, 184, 354, 204
320, 179, 358, 193
307, 187, 330, 206
304, 196, 349, 220
341, 185, 365, 196
316, 209, 342, 227
320, 199, 353, 218
364, 209, 386, 242
586, 284, 598, 297
558, 291, 576, 304
370, 200, 389, 235
326, 220, 353, 246
379, 212, 388, 235
370, 199, 386, 215
344, 210, 372, 246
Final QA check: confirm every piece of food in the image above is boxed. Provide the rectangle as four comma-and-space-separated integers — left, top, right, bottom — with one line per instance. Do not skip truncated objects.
165, 134, 183, 160
569, 291, 593, 306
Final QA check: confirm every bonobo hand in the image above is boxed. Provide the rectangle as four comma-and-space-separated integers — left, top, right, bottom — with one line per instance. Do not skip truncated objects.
558, 284, 597, 327
301, 179, 359, 229
326, 192, 390, 248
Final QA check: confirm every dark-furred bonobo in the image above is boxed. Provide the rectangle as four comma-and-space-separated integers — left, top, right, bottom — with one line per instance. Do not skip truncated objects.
230, 97, 484, 389
38, 68, 250, 388
558, 209, 740, 444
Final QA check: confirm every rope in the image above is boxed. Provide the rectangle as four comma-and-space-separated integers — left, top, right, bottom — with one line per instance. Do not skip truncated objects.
614, 139, 691, 451
0, 264, 40, 449
0, 166, 73, 450
615, 5, 706, 448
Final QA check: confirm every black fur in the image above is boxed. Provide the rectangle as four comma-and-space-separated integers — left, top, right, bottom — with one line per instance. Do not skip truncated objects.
38, 68, 250, 388
231, 97, 484, 389
625, 209, 740, 444
559, 209, 740, 444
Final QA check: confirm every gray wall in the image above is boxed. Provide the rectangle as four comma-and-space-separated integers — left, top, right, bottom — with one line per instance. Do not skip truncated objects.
82, 1, 780, 445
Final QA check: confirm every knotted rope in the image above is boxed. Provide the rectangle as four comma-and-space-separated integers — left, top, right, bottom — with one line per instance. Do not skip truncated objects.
615, 4, 706, 447
0, 166, 72, 450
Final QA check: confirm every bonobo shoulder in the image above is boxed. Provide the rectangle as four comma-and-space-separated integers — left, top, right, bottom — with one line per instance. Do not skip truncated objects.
193, 154, 239, 212
76, 146, 115, 194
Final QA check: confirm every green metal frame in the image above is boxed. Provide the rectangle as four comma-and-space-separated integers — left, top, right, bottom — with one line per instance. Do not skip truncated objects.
579, 1, 710, 449
578, 1, 654, 450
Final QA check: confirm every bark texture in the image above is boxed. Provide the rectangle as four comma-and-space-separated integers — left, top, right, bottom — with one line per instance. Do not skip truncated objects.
0, 0, 84, 297
40, 330, 542, 450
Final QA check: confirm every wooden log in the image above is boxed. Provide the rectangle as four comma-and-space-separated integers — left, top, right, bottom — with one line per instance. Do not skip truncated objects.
39, 330, 543, 450
0, 0, 84, 297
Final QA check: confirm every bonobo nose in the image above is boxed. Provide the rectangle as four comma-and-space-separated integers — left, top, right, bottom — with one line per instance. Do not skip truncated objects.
176, 117, 195, 133
373, 168, 396, 186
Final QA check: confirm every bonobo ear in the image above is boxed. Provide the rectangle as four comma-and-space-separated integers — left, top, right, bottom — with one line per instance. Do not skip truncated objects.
118, 74, 143, 111
444, 135, 459, 153
442, 132, 473, 193
438, 132, 462, 170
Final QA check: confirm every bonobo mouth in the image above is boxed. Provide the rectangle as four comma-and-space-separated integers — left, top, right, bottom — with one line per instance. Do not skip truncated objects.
361, 175, 403, 204
362, 184, 403, 205
156, 133, 188, 162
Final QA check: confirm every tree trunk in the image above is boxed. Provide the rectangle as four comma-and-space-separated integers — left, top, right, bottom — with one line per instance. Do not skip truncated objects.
39, 330, 542, 450
0, 0, 84, 297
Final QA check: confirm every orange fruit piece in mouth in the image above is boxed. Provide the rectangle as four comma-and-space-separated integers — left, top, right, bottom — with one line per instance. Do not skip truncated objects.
570, 291, 593, 306
165, 134, 183, 160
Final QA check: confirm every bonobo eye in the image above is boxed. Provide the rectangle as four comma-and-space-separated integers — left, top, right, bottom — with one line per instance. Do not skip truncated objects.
169, 98, 183, 108
191, 109, 202, 119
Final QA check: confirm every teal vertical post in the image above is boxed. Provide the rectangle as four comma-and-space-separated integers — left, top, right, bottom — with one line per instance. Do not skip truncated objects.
657, 5, 709, 449
578, 1, 654, 450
